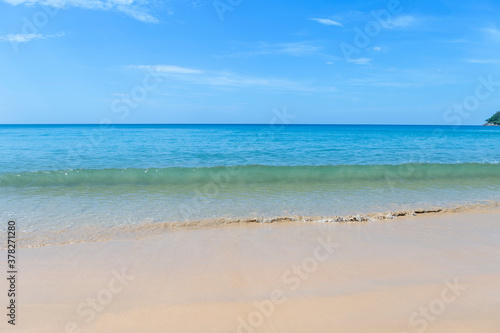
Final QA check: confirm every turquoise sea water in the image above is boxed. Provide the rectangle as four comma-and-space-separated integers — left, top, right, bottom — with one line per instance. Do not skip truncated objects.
1, 124, 499, 242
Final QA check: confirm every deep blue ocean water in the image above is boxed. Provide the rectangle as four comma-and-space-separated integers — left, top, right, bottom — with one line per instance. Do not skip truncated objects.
1, 124, 499, 244
1, 124, 499, 172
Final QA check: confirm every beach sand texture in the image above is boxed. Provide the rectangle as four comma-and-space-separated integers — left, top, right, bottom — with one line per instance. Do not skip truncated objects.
1, 207, 499, 332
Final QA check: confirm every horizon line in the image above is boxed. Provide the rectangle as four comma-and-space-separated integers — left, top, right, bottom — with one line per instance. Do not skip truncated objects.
0, 123, 489, 126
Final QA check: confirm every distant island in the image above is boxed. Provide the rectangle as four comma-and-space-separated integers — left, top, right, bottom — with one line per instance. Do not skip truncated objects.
484, 111, 500, 126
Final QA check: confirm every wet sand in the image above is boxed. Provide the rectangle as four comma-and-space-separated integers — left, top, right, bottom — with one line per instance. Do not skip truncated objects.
1, 208, 500, 332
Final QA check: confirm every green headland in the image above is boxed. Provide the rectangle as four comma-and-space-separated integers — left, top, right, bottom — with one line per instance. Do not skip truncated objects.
484, 111, 500, 126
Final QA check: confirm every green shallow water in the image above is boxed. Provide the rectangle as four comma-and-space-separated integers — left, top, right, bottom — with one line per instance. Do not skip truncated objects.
1, 125, 500, 245
2, 163, 500, 187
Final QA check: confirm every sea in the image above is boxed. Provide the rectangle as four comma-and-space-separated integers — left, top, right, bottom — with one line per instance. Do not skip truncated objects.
1, 124, 499, 246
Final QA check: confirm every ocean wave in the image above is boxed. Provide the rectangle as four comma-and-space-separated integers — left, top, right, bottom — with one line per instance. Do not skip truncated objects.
8, 201, 500, 248
1, 163, 500, 187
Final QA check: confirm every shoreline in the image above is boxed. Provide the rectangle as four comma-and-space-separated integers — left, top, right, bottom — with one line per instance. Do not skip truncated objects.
2, 207, 500, 332
9, 201, 500, 249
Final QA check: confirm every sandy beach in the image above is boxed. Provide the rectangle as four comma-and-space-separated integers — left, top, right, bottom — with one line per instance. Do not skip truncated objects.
3, 0, 500, 331
1, 207, 499, 333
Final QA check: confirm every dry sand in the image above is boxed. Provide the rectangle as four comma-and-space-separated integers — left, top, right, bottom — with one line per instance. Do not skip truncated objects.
1, 208, 500, 332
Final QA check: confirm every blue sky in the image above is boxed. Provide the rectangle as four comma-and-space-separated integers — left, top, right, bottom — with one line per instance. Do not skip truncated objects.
0, 0, 499, 124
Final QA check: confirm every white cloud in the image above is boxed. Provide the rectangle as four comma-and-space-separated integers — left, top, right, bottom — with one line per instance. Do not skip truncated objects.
390, 15, 418, 28
114, 4, 158, 23
309, 18, 343, 27
0, 0, 158, 23
132, 65, 337, 93
483, 27, 500, 41
372, 46, 382, 51
217, 41, 342, 62
134, 65, 203, 74
348, 58, 372, 65
466, 59, 500, 64
223, 42, 323, 58
0, 32, 64, 43
272, 42, 322, 56
436, 39, 470, 44
346, 68, 456, 87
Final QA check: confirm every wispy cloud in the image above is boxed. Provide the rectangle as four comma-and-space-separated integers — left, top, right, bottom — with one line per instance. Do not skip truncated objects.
0, 0, 158, 23
309, 18, 343, 27
0, 32, 64, 43
345, 68, 458, 87
348, 58, 372, 65
132, 64, 337, 93
329, 11, 420, 30
276, 42, 323, 56
217, 41, 342, 63
483, 27, 500, 41
466, 59, 500, 64
390, 15, 418, 28
436, 39, 472, 44
219, 41, 324, 58
133, 65, 203, 74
